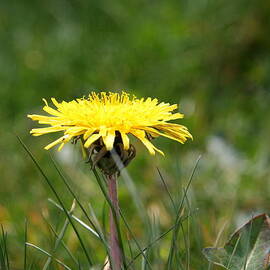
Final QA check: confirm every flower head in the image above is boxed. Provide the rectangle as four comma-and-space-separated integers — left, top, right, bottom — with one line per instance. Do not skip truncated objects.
28, 92, 192, 157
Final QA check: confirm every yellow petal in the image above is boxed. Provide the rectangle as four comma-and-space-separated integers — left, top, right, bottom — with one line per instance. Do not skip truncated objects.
131, 130, 164, 156
120, 132, 130, 150
166, 112, 184, 120
28, 114, 49, 121
84, 133, 101, 148
155, 124, 193, 138
143, 127, 188, 144
83, 129, 95, 140
32, 133, 44, 137
153, 146, 164, 156
51, 98, 60, 108
138, 136, 157, 155
27, 114, 60, 125
57, 143, 65, 151
43, 105, 62, 116
103, 130, 115, 151
42, 98, 48, 106
30, 126, 65, 135
65, 127, 86, 136
44, 135, 70, 150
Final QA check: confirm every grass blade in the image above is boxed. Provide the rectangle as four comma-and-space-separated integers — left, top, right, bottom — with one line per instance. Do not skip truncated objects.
119, 209, 153, 270
42, 200, 76, 270
166, 155, 201, 269
49, 156, 110, 252
24, 219, 28, 270
48, 198, 100, 238
88, 202, 107, 241
17, 136, 94, 267
156, 167, 177, 212
26, 242, 72, 270
0, 226, 9, 270
127, 211, 196, 268
42, 214, 79, 267
111, 150, 150, 227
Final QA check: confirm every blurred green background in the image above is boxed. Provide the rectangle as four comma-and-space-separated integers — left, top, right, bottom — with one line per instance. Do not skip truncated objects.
1, 0, 270, 269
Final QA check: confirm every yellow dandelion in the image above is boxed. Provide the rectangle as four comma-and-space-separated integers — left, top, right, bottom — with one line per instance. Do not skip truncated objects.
28, 92, 192, 157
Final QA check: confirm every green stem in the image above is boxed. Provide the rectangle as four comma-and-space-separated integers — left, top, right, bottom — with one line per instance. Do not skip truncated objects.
107, 174, 122, 270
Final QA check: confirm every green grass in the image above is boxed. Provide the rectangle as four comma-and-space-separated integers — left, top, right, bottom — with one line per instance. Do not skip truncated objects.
1, 0, 270, 268
1, 124, 269, 270
9, 136, 204, 269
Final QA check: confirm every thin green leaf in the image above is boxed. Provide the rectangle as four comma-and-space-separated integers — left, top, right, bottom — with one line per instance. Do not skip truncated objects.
166, 155, 201, 269
43, 200, 76, 270
0, 226, 9, 270
156, 167, 177, 212
127, 211, 195, 268
49, 156, 110, 253
26, 242, 72, 270
42, 214, 79, 267
17, 136, 93, 266
24, 219, 28, 270
119, 209, 153, 270
48, 198, 100, 238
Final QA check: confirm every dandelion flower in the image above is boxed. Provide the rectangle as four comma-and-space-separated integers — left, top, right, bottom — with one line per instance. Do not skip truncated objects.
27, 91, 193, 267
28, 92, 192, 175
28, 92, 192, 174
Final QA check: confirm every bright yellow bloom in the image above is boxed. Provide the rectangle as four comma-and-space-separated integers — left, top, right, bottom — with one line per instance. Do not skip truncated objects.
28, 92, 192, 155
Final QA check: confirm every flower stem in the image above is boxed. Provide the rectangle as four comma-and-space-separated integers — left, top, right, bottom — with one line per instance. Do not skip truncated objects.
107, 174, 122, 270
